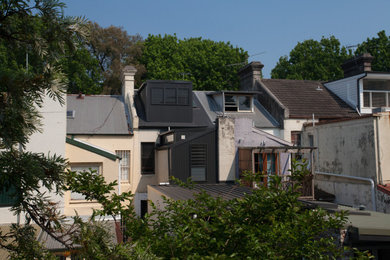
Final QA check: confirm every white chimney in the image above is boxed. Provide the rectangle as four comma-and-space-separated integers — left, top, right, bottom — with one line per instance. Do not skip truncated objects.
121, 65, 137, 104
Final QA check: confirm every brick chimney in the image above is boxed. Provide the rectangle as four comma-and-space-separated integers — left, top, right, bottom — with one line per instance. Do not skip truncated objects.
341, 53, 374, 78
121, 65, 137, 104
238, 61, 264, 91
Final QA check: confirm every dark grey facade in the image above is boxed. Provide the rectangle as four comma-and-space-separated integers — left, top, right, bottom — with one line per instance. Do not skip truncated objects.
159, 128, 217, 183
135, 80, 217, 184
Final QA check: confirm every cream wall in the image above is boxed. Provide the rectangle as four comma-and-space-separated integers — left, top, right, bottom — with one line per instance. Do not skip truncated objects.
65, 135, 133, 216
283, 118, 318, 142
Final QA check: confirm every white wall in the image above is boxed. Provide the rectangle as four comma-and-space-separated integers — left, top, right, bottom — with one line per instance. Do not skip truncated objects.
0, 93, 66, 224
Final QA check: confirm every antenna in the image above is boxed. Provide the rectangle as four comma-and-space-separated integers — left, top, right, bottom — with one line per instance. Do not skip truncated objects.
179, 72, 191, 80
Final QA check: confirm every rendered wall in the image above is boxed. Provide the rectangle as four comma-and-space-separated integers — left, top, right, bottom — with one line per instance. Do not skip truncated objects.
0, 93, 66, 224
218, 117, 236, 182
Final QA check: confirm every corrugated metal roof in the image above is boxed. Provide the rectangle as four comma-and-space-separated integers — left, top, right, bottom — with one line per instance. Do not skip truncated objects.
150, 184, 252, 201
67, 95, 132, 135
194, 91, 280, 128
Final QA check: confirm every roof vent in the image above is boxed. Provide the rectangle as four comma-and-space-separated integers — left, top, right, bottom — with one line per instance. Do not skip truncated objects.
316, 86, 323, 91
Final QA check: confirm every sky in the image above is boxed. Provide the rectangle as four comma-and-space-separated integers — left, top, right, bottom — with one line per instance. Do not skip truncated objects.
62, 0, 390, 78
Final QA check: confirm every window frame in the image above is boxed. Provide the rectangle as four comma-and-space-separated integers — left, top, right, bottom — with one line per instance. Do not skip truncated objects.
224, 94, 253, 113
190, 144, 207, 182
362, 79, 390, 108
141, 142, 155, 175
253, 152, 279, 186
116, 150, 130, 182
69, 163, 101, 202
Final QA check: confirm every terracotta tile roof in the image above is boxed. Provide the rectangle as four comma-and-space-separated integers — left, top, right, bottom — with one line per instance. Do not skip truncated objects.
260, 79, 358, 119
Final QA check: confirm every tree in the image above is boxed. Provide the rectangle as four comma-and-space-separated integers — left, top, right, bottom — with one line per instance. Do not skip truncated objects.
356, 30, 390, 72
88, 22, 145, 94
141, 34, 248, 91
60, 43, 103, 95
63, 161, 371, 259
271, 36, 352, 81
0, 0, 87, 256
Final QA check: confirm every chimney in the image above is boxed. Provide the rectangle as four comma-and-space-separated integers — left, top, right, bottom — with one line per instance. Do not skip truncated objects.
121, 65, 137, 104
238, 61, 264, 91
341, 53, 374, 78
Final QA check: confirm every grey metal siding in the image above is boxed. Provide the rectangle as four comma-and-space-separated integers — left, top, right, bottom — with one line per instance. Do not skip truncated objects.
170, 129, 217, 184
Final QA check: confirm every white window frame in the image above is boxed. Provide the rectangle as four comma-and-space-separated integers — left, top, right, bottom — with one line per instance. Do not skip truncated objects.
69, 164, 101, 202
116, 150, 130, 182
223, 94, 253, 113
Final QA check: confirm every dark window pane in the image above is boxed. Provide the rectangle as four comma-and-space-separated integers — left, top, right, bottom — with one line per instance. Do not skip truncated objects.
151, 88, 164, 104
363, 79, 390, 91
291, 131, 301, 146
191, 167, 206, 181
178, 88, 189, 105
238, 96, 251, 111
225, 94, 238, 111
372, 92, 387, 107
141, 143, 155, 174
164, 88, 176, 104
363, 92, 370, 107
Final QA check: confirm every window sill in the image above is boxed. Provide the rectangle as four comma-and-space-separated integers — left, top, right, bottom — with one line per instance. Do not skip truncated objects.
69, 200, 99, 204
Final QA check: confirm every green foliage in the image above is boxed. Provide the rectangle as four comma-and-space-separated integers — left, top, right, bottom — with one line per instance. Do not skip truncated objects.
356, 30, 390, 72
88, 22, 145, 94
5, 224, 56, 260
60, 44, 103, 94
271, 36, 352, 81
141, 34, 248, 91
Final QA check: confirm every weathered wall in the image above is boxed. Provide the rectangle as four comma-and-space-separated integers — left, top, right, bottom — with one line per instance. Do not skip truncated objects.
218, 117, 236, 182
304, 117, 377, 181
376, 190, 390, 213
314, 174, 375, 210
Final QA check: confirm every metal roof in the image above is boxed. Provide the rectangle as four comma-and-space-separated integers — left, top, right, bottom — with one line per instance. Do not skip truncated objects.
150, 184, 252, 201
67, 95, 132, 135
134, 91, 213, 128
194, 91, 280, 128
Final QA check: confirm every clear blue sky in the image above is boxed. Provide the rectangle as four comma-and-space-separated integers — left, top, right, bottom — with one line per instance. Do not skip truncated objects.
62, 0, 390, 78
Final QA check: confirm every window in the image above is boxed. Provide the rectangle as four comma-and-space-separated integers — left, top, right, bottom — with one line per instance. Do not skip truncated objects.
254, 153, 278, 185
291, 131, 302, 146
140, 200, 148, 219
116, 150, 130, 182
224, 94, 252, 112
178, 88, 189, 105
0, 185, 18, 207
67, 110, 75, 119
190, 144, 207, 181
151, 88, 164, 104
164, 88, 176, 104
363, 79, 390, 108
308, 134, 314, 147
70, 165, 100, 200
150, 87, 189, 106
141, 143, 155, 174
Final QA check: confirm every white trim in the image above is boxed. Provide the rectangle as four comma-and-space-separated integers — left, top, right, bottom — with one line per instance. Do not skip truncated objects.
71, 137, 117, 157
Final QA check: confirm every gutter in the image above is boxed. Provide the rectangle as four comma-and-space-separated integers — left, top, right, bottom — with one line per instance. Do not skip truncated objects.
315, 171, 376, 211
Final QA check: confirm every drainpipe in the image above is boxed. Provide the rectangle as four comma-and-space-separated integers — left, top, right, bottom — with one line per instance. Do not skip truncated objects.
315, 171, 376, 211
118, 158, 122, 195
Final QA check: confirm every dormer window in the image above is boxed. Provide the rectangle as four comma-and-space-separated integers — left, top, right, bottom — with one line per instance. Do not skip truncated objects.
224, 94, 253, 112
363, 79, 390, 108
151, 87, 189, 106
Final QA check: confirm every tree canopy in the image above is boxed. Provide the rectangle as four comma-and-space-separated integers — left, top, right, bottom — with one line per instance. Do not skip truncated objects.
141, 34, 248, 91
271, 36, 352, 81
356, 30, 390, 72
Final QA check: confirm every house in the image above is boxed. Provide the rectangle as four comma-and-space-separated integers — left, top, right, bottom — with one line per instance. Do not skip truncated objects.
324, 53, 390, 115
64, 66, 137, 217
0, 93, 67, 224
238, 62, 358, 144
